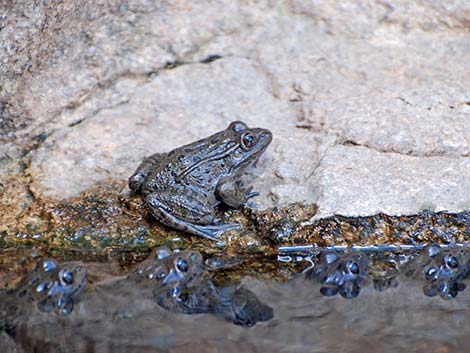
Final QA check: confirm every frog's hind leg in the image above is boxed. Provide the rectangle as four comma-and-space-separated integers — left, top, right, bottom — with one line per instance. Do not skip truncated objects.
145, 192, 241, 242
128, 153, 166, 193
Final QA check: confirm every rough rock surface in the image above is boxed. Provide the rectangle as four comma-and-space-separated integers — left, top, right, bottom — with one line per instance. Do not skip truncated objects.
2, 0, 470, 217
313, 146, 470, 218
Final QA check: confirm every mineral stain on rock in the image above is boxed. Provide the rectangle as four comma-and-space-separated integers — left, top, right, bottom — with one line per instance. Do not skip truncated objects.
262, 208, 470, 248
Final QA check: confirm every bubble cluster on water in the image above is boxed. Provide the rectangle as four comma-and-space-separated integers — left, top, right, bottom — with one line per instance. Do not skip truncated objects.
13, 259, 87, 316
299, 244, 470, 300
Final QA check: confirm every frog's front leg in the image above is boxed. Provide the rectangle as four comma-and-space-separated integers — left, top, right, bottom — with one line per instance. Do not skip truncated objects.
216, 180, 259, 209
128, 153, 166, 193
146, 187, 240, 241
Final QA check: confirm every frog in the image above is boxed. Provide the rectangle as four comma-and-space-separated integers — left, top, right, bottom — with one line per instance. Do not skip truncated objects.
128, 121, 272, 241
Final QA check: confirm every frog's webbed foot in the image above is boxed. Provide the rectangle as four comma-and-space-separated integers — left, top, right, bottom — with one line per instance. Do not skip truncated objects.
216, 180, 258, 209
191, 223, 241, 242
128, 153, 166, 193
146, 193, 241, 242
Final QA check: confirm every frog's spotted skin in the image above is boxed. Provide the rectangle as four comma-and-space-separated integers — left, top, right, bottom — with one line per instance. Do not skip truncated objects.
128, 121, 272, 241
15, 259, 87, 316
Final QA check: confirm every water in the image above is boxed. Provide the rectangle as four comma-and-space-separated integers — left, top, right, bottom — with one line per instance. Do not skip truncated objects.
3, 278, 470, 352
2, 246, 470, 353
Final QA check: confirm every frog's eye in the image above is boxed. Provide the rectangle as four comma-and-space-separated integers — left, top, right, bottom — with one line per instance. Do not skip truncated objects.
59, 268, 74, 286
445, 255, 459, 269
176, 258, 189, 272
345, 260, 360, 275
241, 132, 255, 149
229, 121, 248, 132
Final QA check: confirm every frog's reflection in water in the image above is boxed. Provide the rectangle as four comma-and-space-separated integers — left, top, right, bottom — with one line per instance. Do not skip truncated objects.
1, 247, 273, 337
129, 247, 273, 327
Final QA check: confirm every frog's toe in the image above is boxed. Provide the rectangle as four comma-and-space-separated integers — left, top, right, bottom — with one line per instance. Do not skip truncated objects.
245, 191, 259, 200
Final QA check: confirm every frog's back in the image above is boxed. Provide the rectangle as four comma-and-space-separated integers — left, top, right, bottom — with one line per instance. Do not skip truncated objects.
143, 129, 238, 194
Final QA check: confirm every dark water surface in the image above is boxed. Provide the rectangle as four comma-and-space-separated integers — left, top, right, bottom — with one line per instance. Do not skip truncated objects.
2, 245, 470, 353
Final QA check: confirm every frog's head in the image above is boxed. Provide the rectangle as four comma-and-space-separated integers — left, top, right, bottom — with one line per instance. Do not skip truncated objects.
225, 121, 272, 173
175, 121, 272, 182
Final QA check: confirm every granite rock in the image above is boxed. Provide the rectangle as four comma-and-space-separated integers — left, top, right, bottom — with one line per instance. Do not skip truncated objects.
1, 0, 469, 217
312, 145, 470, 218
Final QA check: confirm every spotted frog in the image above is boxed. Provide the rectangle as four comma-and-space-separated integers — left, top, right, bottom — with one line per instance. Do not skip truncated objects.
129, 121, 272, 240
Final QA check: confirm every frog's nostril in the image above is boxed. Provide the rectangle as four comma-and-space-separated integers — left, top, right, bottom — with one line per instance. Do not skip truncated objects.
260, 131, 272, 141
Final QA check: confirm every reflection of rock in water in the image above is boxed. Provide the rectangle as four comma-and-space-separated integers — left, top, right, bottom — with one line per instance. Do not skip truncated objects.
0, 248, 273, 351
2, 247, 272, 339
5, 246, 470, 352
